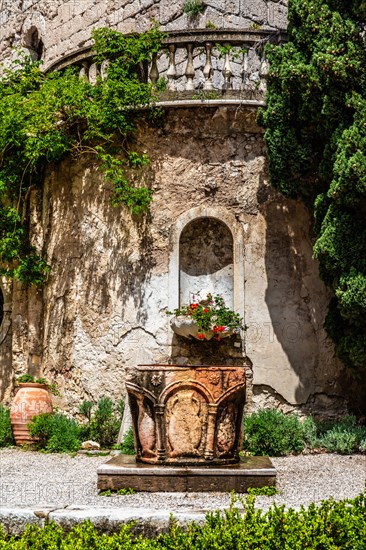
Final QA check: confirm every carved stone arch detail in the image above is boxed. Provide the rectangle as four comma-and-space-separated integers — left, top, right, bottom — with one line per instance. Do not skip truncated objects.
125, 382, 157, 405
0, 278, 12, 346
159, 380, 213, 406
215, 383, 247, 406
168, 205, 245, 326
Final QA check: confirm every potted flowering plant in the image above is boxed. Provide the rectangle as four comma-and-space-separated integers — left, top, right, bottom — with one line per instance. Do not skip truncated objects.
167, 291, 244, 341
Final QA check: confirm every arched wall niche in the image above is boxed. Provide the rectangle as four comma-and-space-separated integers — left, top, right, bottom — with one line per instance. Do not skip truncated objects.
168, 206, 245, 322
179, 217, 234, 308
0, 278, 12, 345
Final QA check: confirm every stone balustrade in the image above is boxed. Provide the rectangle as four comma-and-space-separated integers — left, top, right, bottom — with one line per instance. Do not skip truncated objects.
48, 29, 286, 105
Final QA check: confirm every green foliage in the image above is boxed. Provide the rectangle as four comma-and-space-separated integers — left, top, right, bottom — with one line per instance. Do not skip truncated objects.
183, 0, 205, 17
244, 409, 366, 456
247, 486, 278, 496
79, 397, 124, 448
118, 426, 136, 455
0, 27, 165, 285
16, 374, 59, 396
0, 405, 14, 447
261, 0, 366, 369
100, 487, 135, 496
28, 412, 81, 452
312, 415, 366, 454
78, 400, 93, 422
2, 493, 365, 549
243, 409, 305, 456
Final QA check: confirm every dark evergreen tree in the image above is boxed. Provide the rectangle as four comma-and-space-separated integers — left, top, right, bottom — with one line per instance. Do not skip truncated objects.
259, 0, 366, 369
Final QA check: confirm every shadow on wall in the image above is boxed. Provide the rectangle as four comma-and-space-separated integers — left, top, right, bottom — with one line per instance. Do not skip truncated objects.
259, 183, 366, 415
42, 158, 156, 374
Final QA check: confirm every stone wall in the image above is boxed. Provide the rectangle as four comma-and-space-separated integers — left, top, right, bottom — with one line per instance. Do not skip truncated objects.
0, 1, 288, 69
2, 106, 357, 416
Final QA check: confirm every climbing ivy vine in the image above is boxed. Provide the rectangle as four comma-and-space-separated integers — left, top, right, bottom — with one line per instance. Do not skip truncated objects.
0, 26, 165, 285
259, 0, 366, 370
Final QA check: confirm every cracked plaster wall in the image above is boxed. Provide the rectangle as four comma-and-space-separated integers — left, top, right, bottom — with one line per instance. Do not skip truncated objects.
0, 1, 288, 69
2, 106, 358, 417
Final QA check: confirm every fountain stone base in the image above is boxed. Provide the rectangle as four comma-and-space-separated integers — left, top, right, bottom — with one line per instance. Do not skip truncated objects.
97, 364, 276, 492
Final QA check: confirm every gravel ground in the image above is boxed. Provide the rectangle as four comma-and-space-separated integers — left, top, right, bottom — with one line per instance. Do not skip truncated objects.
0, 449, 365, 513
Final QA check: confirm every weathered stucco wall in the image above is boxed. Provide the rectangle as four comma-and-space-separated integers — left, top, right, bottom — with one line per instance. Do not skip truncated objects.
3, 106, 355, 416
0, 0, 288, 69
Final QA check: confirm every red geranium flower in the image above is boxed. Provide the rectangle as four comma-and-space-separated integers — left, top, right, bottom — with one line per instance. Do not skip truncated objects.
198, 333, 206, 339
203, 308, 209, 313
213, 325, 225, 333
190, 303, 199, 310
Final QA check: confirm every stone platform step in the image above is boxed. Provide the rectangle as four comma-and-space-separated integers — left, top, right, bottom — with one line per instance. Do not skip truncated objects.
97, 455, 276, 493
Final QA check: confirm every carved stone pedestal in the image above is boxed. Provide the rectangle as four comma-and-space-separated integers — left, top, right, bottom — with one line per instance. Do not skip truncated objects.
126, 364, 247, 465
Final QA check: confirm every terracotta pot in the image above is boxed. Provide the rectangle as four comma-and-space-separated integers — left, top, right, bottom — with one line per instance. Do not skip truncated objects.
10, 383, 53, 445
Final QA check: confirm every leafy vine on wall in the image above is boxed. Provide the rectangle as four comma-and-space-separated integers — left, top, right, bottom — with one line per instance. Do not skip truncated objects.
259, 0, 366, 370
0, 26, 165, 285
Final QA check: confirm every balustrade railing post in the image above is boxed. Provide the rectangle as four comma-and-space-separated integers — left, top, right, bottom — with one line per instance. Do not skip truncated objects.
259, 57, 269, 96
185, 43, 195, 91
222, 45, 233, 90
203, 42, 213, 90
241, 49, 249, 91
167, 44, 177, 91
149, 52, 159, 87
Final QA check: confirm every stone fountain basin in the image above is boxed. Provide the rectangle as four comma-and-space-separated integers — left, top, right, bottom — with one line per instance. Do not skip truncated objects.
126, 364, 248, 466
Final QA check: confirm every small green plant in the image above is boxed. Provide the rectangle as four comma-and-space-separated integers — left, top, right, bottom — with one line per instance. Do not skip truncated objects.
79, 400, 93, 422
215, 43, 247, 60
155, 76, 168, 91
0, 405, 14, 447
192, 90, 219, 100
247, 485, 278, 496
28, 412, 81, 453
205, 20, 217, 29
250, 22, 262, 30
243, 409, 305, 456
183, 0, 205, 17
118, 426, 136, 455
100, 487, 135, 496
89, 397, 124, 448
17, 375, 59, 396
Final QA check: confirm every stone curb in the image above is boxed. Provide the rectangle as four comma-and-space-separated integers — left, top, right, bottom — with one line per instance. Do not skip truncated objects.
0, 506, 207, 536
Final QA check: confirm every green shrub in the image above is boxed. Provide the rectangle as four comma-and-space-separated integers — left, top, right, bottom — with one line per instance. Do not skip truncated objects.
28, 413, 81, 453
243, 409, 304, 456
0, 492, 365, 549
88, 397, 124, 448
119, 426, 135, 455
302, 416, 320, 448
316, 416, 366, 454
0, 405, 14, 447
